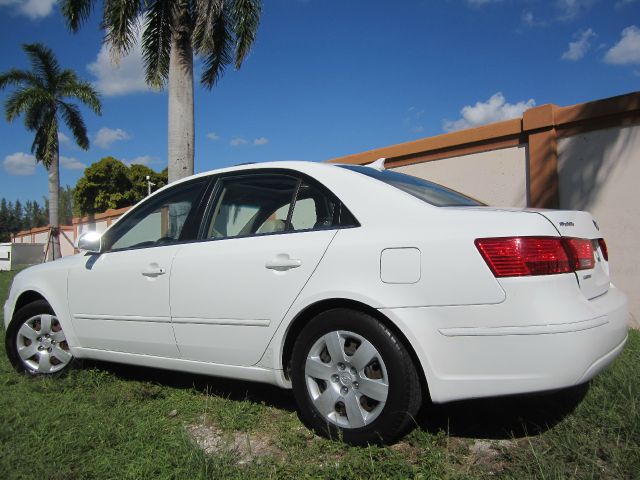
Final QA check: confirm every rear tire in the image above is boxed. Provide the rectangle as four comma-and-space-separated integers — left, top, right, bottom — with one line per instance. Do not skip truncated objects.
291, 308, 422, 445
6, 300, 75, 377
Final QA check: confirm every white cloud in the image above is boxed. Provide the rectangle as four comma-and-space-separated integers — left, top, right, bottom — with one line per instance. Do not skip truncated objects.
443, 92, 536, 132
522, 1, 594, 28
60, 156, 86, 170
521, 10, 535, 26
520, 10, 549, 27
58, 131, 70, 145
555, 0, 594, 21
123, 156, 153, 166
604, 26, 640, 65
615, 0, 638, 9
94, 127, 131, 149
230, 137, 248, 146
253, 137, 269, 146
3, 152, 36, 175
407, 107, 425, 119
207, 132, 220, 141
404, 106, 426, 133
87, 27, 152, 96
0, 0, 56, 19
562, 29, 596, 61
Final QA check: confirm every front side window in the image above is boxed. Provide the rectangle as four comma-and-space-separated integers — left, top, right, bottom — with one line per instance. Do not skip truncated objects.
104, 180, 206, 251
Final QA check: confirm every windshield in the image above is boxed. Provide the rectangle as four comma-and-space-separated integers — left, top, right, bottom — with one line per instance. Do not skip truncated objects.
339, 165, 484, 207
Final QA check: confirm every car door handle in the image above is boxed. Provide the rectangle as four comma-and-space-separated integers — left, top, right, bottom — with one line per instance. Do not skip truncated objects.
265, 254, 302, 271
141, 265, 166, 277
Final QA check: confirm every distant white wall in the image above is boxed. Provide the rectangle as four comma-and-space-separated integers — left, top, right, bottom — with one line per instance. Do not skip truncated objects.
0, 244, 10, 271
392, 146, 528, 207
558, 124, 640, 327
12, 229, 75, 258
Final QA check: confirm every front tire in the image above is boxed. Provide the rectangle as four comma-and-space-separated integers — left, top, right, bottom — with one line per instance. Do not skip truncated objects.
6, 300, 74, 376
291, 308, 422, 445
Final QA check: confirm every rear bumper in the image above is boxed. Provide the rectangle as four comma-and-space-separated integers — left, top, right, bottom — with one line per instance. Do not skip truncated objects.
382, 283, 628, 403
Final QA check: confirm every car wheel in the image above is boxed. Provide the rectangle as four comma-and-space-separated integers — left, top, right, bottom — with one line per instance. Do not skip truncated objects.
291, 308, 422, 445
6, 300, 75, 376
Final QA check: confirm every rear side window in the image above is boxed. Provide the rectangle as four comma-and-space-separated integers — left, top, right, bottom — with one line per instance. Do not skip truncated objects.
203, 172, 358, 239
339, 165, 483, 207
290, 182, 339, 231
205, 175, 298, 239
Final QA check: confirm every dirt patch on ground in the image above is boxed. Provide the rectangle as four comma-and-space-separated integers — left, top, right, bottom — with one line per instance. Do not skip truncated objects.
187, 423, 284, 465
462, 438, 519, 475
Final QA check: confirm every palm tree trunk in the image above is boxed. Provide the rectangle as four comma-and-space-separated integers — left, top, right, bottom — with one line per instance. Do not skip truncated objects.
47, 149, 61, 260
167, 29, 195, 184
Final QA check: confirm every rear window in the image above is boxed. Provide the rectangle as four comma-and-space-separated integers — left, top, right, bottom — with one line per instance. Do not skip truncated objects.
339, 165, 483, 207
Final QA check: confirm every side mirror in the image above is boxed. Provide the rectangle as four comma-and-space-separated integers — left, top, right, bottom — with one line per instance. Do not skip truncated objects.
76, 231, 102, 253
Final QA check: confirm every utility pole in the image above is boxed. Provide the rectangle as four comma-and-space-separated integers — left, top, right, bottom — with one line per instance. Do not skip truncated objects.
146, 175, 156, 196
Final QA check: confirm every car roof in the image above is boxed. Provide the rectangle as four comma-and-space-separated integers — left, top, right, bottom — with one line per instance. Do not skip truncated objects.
149, 161, 353, 199
119, 160, 436, 230
173, 160, 343, 184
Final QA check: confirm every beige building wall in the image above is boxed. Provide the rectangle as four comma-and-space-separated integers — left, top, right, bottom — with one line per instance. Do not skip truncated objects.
558, 124, 640, 326
392, 145, 528, 207
59, 231, 76, 257
76, 219, 111, 236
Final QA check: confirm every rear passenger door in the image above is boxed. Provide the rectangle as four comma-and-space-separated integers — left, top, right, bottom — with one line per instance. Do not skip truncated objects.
170, 172, 354, 366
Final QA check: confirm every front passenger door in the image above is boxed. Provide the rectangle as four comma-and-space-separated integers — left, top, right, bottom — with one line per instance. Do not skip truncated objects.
68, 179, 208, 357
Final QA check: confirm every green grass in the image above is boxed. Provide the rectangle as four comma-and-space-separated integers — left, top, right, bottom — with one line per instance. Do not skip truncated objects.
0, 269, 638, 479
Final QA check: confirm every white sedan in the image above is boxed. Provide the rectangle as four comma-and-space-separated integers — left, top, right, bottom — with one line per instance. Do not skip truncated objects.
3, 161, 628, 445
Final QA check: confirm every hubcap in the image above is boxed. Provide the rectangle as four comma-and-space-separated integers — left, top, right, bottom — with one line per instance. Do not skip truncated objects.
16, 314, 72, 374
305, 330, 389, 429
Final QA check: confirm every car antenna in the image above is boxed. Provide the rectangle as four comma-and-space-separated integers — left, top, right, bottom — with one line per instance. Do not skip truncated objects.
366, 157, 386, 170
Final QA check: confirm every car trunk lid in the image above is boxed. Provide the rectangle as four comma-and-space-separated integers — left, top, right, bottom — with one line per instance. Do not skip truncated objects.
533, 209, 610, 299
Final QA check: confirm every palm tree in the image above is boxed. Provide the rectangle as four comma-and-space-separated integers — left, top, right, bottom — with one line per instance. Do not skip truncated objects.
0, 43, 102, 260
61, 0, 262, 183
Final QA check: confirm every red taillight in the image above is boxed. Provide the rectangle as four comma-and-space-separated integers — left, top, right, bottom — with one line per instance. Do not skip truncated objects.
563, 238, 595, 270
475, 236, 596, 278
598, 238, 608, 261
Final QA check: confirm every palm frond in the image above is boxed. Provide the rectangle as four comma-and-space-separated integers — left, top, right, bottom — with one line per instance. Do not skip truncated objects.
32, 113, 58, 167
23, 43, 60, 90
58, 101, 90, 150
58, 70, 102, 114
141, 0, 174, 89
60, 0, 96, 32
24, 101, 50, 131
2, 43, 99, 163
102, 0, 143, 56
31, 127, 46, 161
193, 0, 222, 48
0, 69, 42, 90
230, 0, 261, 69
56, 69, 76, 88
194, 0, 232, 88
4, 86, 50, 122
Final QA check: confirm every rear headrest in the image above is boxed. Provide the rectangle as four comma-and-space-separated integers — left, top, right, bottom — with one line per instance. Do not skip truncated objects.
257, 219, 286, 234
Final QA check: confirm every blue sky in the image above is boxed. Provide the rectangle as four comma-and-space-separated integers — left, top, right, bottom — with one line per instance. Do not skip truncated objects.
0, 0, 639, 205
